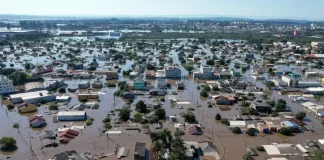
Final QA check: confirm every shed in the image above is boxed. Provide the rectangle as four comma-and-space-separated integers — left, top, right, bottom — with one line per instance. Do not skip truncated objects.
117, 147, 129, 159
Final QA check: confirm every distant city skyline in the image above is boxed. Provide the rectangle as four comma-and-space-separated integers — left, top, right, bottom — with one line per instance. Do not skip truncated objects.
1, 0, 323, 21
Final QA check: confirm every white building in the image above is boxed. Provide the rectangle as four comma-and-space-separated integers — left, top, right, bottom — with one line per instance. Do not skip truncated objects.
281, 75, 299, 88
304, 87, 324, 95
9, 90, 55, 104
0, 75, 14, 94
155, 70, 167, 89
200, 65, 213, 79
57, 111, 87, 121
165, 66, 181, 78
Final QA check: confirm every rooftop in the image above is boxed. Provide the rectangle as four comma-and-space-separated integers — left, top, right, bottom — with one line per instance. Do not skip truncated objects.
57, 111, 86, 116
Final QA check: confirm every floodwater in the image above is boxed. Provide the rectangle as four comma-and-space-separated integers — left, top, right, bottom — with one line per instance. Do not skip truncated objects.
0, 39, 322, 160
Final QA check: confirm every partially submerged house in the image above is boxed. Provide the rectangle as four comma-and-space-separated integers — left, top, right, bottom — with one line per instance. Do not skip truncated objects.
187, 125, 203, 135
28, 115, 47, 128
134, 142, 146, 160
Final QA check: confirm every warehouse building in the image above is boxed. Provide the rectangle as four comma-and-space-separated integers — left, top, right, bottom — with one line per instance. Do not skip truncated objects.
9, 90, 55, 104
57, 111, 87, 121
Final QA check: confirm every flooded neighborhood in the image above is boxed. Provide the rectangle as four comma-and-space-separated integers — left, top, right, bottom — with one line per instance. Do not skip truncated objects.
1, 11, 324, 160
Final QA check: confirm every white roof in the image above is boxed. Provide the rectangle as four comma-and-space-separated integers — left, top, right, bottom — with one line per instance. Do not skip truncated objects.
262, 145, 281, 155
318, 139, 324, 144
305, 87, 324, 92
229, 121, 246, 126
10, 90, 49, 99
57, 111, 86, 116
106, 131, 122, 134
56, 96, 70, 100
267, 158, 288, 160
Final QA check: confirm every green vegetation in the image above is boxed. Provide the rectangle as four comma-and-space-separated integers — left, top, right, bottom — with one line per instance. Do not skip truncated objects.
174, 129, 185, 137
245, 128, 256, 136
242, 154, 254, 160
39, 99, 46, 104
114, 81, 129, 97
183, 111, 196, 123
265, 81, 275, 89
49, 104, 58, 110
79, 98, 88, 103
134, 112, 143, 122
295, 112, 306, 121
13, 123, 19, 129
92, 104, 100, 109
7, 104, 14, 109
183, 65, 194, 74
309, 149, 324, 160
135, 100, 148, 113
200, 90, 209, 97
221, 118, 230, 125
279, 127, 292, 136
107, 83, 116, 87
103, 122, 112, 129
118, 108, 131, 121
256, 146, 265, 152
215, 113, 221, 120
86, 118, 94, 126
58, 88, 66, 93
232, 127, 242, 134
0, 137, 17, 152
0, 69, 44, 85
154, 108, 166, 120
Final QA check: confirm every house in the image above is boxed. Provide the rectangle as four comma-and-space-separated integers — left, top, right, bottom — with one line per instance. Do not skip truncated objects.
58, 129, 79, 143
280, 121, 299, 132
34, 67, 53, 75
129, 72, 139, 79
245, 53, 254, 60
0, 75, 14, 94
187, 125, 203, 135
43, 79, 65, 90
25, 82, 46, 92
57, 111, 87, 121
56, 96, 70, 102
18, 103, 37, 113
52, 150, 85, 160
198, 142, 221, 160
146, 70, 155, 79
69, 63, 84, 70
257, 123, 270, 134
78, 81, 90, 89
149, 90, 166, 96
28, 115, 47, 128
134, 142, 146, 160
250, 102, 272, 113
77, 92, 98, 99
92, 81, 103, 88
214, 96, 235, 105
106, 71, 118, 80
122, 92, 135, 99
117, 147, 129, 159
155, 70, 167, 89
39, 130, 56, 140
176, 81, 185, 90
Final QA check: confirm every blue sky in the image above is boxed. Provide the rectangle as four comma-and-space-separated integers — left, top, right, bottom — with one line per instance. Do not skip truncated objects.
1, 0, 323, 20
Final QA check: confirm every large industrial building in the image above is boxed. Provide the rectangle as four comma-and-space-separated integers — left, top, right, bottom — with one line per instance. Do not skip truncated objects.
9, 90, 56, 104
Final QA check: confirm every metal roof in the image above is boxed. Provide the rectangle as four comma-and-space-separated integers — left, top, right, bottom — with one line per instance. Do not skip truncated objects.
57, 111, 86, 116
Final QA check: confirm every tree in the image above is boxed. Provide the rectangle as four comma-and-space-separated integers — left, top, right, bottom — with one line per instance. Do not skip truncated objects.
168, 137, 188, 160
265, 81, 275, 89
102, 117, 110, 123
314, 95, 324, 102
279, 127, 291, 136
133, 112, 143, 122
203, 85, 211, 92
276, 99, 286, 111
183, 111, 196, 123
309, 149, 324, 160
39, 99, 46, 104
58, 88, 66, 93
0, 137, 17, 151
7, 104, 14, 109
243, 154, 254, 160
174, 129, 185, 137
245, 128, 255, 136
184, 65, 194, 74
256, 146, 265, 152
119, 108, 130, 121
206, 59, 215, 66
232, 127, 242, 134
215, 113, 221, 120
103, 122, 112, 129
200, 90, 209, 97
136, 100, 147, 113
49, 104, 58, 110
295, 112, 306, 120
154, 108, 166, 120
268, 68, 273, 73
13, 123, 19, 129
25, 63, 31, 70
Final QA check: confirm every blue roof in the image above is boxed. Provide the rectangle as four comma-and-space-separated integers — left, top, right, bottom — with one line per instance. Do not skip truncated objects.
281, 121, 298, 127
